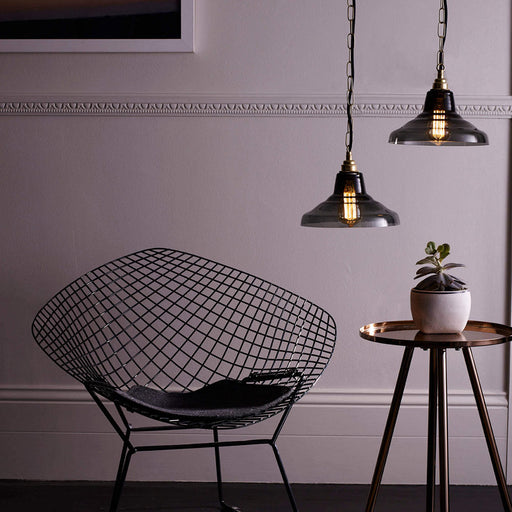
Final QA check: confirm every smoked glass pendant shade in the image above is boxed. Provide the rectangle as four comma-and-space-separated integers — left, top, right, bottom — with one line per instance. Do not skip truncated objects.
301, 164, 399, 228
301, 0, 399, 229
389, 88, 488, 146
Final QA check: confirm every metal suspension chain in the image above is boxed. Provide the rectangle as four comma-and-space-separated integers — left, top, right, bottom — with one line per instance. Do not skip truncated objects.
345, 0, 355, 157
436, 0, 447, 72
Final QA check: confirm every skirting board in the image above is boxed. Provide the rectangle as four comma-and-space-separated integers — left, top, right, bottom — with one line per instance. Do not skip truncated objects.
0, 94, 511, 118
0, 385, 507, 484
0, 384, 507, 407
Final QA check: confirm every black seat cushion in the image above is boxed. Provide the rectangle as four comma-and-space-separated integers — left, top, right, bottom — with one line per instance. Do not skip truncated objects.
114, 379, 294, 422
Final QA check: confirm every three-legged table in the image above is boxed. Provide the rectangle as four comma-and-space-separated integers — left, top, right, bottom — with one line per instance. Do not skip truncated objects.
360, 320, 512, 512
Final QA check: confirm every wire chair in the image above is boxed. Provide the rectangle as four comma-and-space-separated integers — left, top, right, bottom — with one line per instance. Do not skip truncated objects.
32, 248, 337, 512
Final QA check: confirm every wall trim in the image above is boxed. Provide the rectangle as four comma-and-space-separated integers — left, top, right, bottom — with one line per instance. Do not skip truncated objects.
0, 384, 506, 408
1, 384, 507, 484
0, 94, 511, 118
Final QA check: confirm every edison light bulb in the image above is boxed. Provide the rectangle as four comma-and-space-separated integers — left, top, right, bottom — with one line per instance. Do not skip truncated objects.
338, 181, 360, 226
430, 109, 447, 145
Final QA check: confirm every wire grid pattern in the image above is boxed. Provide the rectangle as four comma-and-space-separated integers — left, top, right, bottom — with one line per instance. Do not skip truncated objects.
32, 248, 337, 427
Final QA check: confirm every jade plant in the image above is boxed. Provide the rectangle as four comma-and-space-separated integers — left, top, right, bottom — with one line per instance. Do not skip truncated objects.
413, 241, 467, 291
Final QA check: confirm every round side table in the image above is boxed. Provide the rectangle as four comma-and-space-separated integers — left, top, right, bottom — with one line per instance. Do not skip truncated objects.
360, 320, 512, 512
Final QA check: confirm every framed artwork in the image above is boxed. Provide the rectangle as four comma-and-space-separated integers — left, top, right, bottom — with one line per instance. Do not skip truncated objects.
0, 0, 194, 52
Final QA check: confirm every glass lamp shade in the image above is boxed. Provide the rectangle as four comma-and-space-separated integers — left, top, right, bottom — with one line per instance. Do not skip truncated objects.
389, 88, 488, 146
301, 170, 399, 228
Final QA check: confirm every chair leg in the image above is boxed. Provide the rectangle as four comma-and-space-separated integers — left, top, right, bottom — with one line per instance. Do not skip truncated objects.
213, 428, 241, 512
271, 442, 299, 512
109, 441, 134, 512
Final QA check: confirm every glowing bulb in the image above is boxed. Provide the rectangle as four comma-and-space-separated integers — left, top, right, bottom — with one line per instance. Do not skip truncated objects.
429, 109, 447, 145
338, 181, 360, 226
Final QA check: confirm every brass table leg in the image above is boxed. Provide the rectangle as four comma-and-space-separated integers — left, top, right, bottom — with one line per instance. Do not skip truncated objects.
365, 346, 414, 512
463, 347, 512, 512
426, 348, 438, 512
438, 348, 450, 512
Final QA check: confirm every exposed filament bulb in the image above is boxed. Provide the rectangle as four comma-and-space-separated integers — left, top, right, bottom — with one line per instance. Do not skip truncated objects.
338, 181, 360, 226
430, 109, 447, 145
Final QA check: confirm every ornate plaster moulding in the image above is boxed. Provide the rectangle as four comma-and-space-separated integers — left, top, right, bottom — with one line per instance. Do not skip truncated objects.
0, 93, 510, 118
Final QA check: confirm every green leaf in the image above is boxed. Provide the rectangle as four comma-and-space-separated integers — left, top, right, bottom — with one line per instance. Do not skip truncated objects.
425, 241, 436, 255
415, 267, 438, 277
440, 273, 450, 285
442, 273, 467, 291
414, 275, 439, 290
416, 256, 436, 265
443, 263, 465, 270
438, 243, 450, 261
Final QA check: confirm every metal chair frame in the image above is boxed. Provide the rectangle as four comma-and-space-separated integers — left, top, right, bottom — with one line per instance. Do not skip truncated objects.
32, 248, 336, 512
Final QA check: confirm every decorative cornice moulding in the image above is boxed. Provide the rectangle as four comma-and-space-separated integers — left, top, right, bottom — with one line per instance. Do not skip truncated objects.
0, 94, 510, 118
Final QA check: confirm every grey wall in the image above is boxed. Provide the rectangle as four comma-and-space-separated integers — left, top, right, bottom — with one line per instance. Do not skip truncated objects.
0, 0, 511, 484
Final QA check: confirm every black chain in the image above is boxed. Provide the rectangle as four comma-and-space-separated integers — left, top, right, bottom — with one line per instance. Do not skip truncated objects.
436, 0, 447, 72
345, 0, 355, 156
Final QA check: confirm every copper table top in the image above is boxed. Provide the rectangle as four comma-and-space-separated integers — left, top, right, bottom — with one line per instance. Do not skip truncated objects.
360, 320, 512, 349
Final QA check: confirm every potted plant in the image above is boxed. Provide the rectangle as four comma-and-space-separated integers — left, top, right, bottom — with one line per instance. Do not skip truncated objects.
410, 241, 471, 334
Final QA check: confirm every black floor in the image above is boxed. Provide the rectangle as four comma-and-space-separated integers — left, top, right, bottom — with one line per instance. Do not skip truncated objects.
0, 481, 509, 512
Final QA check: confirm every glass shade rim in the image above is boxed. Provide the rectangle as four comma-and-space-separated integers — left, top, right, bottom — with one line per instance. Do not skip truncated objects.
388, 89, 489, 146
301, 192, 400, 228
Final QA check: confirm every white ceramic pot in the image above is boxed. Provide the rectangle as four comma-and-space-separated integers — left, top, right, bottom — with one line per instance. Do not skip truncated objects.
410, 288, 471, 334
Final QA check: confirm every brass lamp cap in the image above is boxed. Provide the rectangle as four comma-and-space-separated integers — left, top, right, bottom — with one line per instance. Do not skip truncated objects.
432, 69, 448, 90
341, 152, 359, 173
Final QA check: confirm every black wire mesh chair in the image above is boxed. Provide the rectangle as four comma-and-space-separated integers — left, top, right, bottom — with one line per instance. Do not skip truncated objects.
32, 248, 337, 512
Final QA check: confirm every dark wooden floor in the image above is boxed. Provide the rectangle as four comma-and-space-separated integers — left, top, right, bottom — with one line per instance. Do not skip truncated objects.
0, 481, 509, 512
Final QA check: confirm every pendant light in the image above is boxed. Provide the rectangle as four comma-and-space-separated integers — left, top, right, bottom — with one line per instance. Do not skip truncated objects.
301, 0, 399, 228
389, 0, 488, 146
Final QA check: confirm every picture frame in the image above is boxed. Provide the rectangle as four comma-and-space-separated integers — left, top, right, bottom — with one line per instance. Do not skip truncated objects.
0, 0, 194, 53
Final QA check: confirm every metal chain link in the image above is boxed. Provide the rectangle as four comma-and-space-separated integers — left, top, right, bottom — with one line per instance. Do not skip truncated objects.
436, 0, 447, 72
345, 0, 355, 155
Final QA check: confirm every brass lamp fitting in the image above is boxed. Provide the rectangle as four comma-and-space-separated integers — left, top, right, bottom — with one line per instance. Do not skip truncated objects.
342, 152, 359, 173
432, 69, 448, 90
